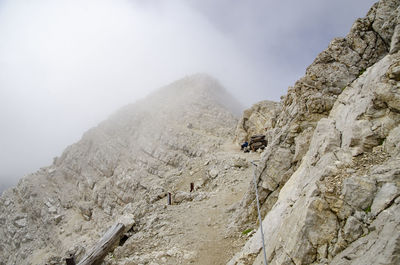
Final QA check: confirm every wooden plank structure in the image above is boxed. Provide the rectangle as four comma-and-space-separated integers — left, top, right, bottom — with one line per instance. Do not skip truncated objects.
65, 255, 76, 265
76, 223, 125, 265
249, 135, 267, 151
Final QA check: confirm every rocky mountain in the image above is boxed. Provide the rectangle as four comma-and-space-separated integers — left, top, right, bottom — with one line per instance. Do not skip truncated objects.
1, 0, 400, 264
0, 74, 250, 265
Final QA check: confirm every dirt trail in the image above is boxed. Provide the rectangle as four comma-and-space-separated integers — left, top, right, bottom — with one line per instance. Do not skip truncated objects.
113, 140, 260, 265
163, 143, 257, 265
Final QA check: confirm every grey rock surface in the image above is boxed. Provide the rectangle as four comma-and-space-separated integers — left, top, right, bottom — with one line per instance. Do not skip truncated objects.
228, 0, 400, 264
230, 0, 399, 230
234, 100, 280, 144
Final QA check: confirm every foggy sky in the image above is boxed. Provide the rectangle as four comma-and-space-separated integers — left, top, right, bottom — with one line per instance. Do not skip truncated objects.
0, 0, 377, 191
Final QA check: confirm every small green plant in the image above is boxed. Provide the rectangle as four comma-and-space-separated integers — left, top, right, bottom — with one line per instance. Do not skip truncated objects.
358, 68, 366, 77
364, 205, 371, 213
242, 228, 253, 235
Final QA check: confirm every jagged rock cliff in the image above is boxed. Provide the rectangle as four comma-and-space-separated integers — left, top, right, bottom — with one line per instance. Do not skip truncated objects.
229, 0, 400, 264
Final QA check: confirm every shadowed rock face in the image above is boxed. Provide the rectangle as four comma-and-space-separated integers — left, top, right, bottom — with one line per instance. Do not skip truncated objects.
229, 0, 400, 264
0, 73, 242, 265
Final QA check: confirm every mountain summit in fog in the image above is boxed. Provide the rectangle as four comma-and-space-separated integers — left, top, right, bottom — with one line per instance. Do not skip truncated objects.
0, 73, 246, 264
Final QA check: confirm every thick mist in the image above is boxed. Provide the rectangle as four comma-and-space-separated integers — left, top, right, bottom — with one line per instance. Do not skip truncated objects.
0, 0, 377, 191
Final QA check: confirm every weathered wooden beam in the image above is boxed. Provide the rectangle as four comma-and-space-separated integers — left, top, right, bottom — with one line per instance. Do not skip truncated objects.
167, 192, 172, 205
77, 223, 125, 265
250, 134, 265, 140
65, 254, 76, 265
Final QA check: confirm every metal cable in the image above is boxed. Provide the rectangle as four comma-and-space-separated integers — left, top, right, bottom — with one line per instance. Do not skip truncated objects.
251, 160, 268, 265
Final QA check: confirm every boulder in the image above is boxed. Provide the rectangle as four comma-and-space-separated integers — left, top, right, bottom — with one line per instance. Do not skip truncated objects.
342, 176, 377, 211
371, 183, 399, 216
342, 216, 364, 243
13, 216, 27, 228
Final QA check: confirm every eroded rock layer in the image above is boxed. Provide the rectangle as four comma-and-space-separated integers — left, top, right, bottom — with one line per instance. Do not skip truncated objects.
229, 0, 400, 264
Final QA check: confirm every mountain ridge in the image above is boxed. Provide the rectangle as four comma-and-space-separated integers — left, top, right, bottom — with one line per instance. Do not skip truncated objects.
0, 73, 244, 265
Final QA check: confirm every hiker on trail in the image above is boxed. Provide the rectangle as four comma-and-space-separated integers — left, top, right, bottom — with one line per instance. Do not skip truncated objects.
241, 141, 248, 150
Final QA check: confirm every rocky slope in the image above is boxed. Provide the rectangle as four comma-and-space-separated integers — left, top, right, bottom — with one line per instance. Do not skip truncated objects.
229, 0, 400, 264
1, 0, 400, 264
0, 74, 252, 265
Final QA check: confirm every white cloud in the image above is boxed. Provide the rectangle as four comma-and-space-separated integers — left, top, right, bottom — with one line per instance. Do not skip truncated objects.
0, 0, 264, 187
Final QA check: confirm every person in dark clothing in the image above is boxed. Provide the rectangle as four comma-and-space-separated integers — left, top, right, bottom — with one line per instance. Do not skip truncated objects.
241, 141, 249, 150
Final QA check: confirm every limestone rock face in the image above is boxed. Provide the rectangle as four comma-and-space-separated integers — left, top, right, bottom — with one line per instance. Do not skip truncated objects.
230, 53, 400, 265
0, 74, 242, 265
228, 1, 400, 264
234, 100, 280, 144
231, 0, 399, 230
